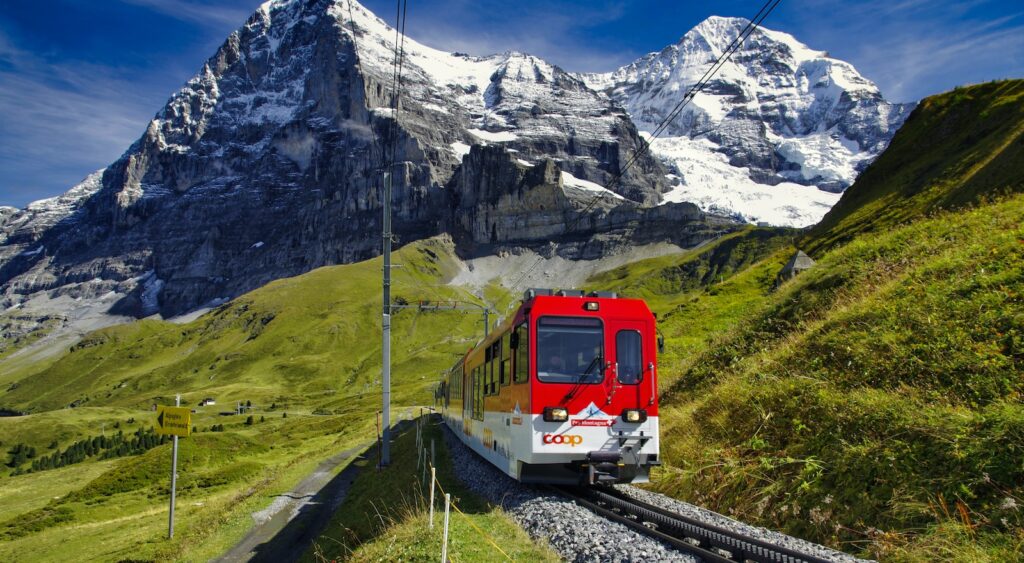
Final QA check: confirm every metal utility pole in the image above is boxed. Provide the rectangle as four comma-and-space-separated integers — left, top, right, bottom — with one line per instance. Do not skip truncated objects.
381, 169, 392, 467
168, 394, 180, 539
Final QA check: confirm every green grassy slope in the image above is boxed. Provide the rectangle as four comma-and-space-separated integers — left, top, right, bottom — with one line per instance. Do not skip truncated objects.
805, 79, 1024, 254
0, 236, 493, 414
647, 196, 1023, 557
0, 236, 509, 561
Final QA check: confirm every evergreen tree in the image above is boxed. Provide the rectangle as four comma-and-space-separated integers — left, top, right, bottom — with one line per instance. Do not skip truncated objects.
245, 415, 254, 426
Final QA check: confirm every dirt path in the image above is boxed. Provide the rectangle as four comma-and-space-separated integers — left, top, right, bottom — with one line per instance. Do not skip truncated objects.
215, 443, 371, 563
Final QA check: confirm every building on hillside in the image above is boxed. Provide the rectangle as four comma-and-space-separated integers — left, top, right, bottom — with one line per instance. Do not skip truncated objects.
775, 250, 815, 287
199, 398, 216, 406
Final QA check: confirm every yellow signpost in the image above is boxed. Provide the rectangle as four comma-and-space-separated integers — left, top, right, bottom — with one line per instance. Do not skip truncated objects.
156, 405, 191, 437
157, 397, 190, 538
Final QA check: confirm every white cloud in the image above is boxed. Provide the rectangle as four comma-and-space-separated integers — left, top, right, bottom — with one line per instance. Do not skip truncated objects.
386, 0, 636, 73
0, 30, 179, 207
118, 0, 252, 28
780, 0, 1024, 101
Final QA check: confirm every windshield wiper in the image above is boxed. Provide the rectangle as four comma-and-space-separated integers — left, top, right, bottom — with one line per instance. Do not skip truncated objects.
563, 354, 602, 402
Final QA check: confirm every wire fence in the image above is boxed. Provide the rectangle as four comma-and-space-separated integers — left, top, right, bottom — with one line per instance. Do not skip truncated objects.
413, 412, 513, 562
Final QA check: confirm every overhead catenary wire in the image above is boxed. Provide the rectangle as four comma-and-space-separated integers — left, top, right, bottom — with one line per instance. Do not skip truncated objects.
387, 0, 409, 172
506, 0, 783, 295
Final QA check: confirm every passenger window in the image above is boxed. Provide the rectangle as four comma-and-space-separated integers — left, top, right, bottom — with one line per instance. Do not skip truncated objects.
499, 336, 509, 386
514, 324, 529, 383
617, 330, 643, 384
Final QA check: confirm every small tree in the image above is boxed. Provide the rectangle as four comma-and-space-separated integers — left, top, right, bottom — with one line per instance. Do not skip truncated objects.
259, 415, 265, 423
245, 415, 254, 426
282, 412, 287, 418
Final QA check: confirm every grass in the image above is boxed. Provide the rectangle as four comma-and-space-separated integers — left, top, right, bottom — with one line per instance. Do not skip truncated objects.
306, 415, 560, 562
0, 410, 375, 561
631, 196, 1024, 560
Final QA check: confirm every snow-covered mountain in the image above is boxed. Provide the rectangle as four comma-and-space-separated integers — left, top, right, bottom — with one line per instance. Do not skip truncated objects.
0, 0, 717, 323
0, 1, 912, 332
583, 16, 914, 226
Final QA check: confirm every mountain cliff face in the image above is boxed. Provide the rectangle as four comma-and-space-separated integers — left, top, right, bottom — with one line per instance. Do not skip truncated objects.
0, 0, 718, 321
584, 16, 914, 226
0, 1, 908, 326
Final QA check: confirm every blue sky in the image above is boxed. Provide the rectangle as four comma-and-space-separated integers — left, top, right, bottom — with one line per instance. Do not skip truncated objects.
1, 0, 1021, 208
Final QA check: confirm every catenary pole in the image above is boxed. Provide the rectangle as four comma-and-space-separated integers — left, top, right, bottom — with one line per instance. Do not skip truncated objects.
381, 170, 392, 467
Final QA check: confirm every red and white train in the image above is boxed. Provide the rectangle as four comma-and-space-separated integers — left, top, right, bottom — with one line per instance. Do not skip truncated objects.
437, 289, 661, 485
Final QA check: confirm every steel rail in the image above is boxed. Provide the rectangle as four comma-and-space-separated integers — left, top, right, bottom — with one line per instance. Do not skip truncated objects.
553, 485, 835, 563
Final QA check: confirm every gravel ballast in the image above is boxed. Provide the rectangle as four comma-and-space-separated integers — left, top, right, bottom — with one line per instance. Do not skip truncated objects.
439, 419, 870, 562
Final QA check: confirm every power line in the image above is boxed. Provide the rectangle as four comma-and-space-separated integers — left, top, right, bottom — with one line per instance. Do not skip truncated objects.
507, 0, 782, 295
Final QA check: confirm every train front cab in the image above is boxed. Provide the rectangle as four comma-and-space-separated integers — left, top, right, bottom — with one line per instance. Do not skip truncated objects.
517, 291, 660, 485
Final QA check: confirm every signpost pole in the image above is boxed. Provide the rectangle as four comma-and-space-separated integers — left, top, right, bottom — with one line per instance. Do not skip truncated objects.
168, 394, 180, 539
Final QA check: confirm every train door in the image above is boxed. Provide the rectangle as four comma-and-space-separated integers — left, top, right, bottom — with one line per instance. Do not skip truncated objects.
606, 319, 651, 407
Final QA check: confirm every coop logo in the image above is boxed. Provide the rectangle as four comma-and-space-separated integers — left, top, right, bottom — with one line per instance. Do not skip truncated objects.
542, 433, 583, 446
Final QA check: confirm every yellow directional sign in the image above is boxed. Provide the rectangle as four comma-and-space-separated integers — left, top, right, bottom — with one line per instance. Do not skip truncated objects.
156, 406, 192, 437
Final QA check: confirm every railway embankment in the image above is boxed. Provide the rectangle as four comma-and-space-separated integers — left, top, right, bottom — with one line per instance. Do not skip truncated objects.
440, 417, 863, 563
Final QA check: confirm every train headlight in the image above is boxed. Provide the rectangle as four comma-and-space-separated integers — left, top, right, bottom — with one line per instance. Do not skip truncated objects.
543, 407, 569, 422
622, 409, 647, 423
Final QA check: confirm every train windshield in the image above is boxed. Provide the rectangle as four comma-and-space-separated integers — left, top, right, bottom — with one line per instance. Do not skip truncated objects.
536, 316, 604, 384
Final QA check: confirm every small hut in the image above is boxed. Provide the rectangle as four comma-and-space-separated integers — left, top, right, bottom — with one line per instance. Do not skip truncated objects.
775, 250, 815, 286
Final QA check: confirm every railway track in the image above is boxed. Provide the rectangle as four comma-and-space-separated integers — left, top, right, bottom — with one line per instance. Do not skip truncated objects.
553, 485, 836, 563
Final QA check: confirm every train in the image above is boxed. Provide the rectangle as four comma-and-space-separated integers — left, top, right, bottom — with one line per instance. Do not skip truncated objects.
437, 288, 661, 485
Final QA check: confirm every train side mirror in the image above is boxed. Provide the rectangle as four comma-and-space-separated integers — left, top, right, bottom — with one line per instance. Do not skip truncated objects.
657, 333, 665, 354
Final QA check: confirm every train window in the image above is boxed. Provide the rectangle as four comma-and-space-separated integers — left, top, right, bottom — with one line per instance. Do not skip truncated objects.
514, 324, 529, 383
536, 316, 604, 384
476, 367, 484, 420
616, 330, 643, 384
501, 359, 511, 386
